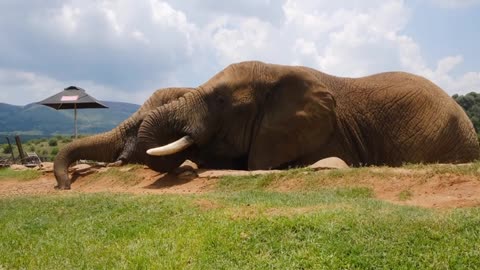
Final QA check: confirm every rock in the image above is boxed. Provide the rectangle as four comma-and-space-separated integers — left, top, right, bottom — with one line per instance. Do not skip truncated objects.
39, 162, 54, 172
71, 164, 92, 172
10, 164, 28, 171
308, 157, 349, 170
180, 160, 199, 170
69, 164, 96, 175
177, 169, 198, 180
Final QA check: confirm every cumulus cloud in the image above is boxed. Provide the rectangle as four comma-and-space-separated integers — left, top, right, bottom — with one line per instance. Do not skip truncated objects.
0, 69, 152, 106
0, 0, 479, 106
430, 0, 480, 8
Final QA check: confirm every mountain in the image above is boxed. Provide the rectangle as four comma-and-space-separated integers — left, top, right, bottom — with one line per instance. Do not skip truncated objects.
0, 101, 140, 143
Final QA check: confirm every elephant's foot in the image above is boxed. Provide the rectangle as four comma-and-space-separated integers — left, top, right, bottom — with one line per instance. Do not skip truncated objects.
54, 184, 71, 190
107, 160, 124, 167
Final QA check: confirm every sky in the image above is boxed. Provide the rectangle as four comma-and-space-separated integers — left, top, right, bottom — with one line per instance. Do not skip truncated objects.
0, 0, 479, 106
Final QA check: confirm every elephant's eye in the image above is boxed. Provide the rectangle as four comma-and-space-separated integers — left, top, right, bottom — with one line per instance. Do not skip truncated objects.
216, 95, 226, 105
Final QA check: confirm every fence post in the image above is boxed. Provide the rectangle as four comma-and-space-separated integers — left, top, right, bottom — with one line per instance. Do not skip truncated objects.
5, 137, 15, 161
14, 135, 25, 162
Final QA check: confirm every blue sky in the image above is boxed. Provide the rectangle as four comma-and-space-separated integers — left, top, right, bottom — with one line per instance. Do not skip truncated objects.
0, 0, 479, 106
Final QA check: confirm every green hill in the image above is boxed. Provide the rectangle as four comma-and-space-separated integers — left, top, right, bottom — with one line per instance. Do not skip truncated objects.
0, 101, 140, 143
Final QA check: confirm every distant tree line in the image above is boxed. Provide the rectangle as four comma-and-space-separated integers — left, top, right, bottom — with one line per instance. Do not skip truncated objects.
452, 92, 480, 133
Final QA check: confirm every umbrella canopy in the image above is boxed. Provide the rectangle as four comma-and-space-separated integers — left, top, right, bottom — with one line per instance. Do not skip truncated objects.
38, 86, 108, 138
38, 86, 108, 110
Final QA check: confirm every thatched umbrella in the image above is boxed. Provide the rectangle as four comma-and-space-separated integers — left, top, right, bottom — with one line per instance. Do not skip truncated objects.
38, 86, 108, 138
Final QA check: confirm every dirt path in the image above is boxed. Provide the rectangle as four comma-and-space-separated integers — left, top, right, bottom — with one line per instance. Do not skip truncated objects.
1, 165, 480, 209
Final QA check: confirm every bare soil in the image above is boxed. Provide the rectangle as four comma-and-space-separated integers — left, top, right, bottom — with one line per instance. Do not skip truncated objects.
1, 165, 480, 209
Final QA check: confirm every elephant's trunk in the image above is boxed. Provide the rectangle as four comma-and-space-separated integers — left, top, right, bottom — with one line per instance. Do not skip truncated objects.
138, 91, 209, 172
54, 130, 121, 189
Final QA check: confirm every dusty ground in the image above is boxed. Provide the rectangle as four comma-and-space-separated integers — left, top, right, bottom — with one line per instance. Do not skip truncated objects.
1, 164, 480, 209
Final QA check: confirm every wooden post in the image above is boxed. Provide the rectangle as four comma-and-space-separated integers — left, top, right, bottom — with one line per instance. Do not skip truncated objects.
14, 135, 25, 161
6, 137, 15, 161
74, 103, 78, 139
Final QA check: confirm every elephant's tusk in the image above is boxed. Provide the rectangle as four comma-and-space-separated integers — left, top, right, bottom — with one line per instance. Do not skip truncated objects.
146, 136, 194, 156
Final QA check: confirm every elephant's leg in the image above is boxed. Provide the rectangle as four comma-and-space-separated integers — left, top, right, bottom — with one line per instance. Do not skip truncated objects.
107, 135, 138, 167
107, 160, 124, 167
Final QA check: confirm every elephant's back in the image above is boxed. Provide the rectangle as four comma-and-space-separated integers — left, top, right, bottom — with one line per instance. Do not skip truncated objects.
337, 72, 479, 165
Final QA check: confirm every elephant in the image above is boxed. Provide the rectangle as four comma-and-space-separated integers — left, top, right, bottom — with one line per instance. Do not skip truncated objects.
54, 87, 193, 189
136, 61, 479, 174
54, 61, 480, 189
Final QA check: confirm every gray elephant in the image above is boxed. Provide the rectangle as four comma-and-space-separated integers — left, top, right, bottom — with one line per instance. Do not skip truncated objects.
54, 61, 480, 189
137, 61, 479, 172
54, 87, 193, 189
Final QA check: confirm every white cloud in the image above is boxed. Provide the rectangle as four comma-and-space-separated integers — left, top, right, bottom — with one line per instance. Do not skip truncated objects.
0, 69, 151, 106
55, 5, 81, 34
0, 69, 64, 105
0, 0, 479, 106
211, 17, 277, 64
430, 0, 480, 8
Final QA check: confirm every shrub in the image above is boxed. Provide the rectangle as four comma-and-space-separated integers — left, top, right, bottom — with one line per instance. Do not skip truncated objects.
48, 139, 58, 147
51, 147, 59, 156
28, 145, 35, 152
2, 144, 12, 154
61, 138, 72, 143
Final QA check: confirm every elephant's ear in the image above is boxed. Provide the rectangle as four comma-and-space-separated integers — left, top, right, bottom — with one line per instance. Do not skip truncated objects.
248, 72, 336, 170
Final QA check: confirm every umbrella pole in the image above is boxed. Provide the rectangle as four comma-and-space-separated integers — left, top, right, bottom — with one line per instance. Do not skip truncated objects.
74, 103, 77, 139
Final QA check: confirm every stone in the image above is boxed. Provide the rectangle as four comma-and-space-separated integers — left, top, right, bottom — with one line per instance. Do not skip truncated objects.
180, 160, 199, 170
70, 164, 92, 172
308, 157, 349, 170
39, 162, 54, 172
177, 169, 198, 180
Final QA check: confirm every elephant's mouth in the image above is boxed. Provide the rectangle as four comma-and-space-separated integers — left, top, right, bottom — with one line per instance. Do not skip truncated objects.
146, 135, 195, 156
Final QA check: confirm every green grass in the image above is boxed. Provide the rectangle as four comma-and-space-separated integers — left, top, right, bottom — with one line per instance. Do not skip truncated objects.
89, 165, 147, 185
398, 190, 413, 201
1, 163, 480, 269
0, 135, 81, 161
0, 168, 42, 181
1, 189, 479, 269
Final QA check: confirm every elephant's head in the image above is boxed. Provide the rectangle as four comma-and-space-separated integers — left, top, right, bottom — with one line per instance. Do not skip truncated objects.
138, 61, 336, 171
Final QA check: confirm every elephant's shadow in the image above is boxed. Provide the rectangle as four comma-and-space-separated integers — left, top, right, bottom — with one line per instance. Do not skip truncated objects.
144, 165, 198, 189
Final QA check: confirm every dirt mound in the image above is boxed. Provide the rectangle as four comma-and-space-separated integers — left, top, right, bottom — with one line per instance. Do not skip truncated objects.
1, 165, 479, 209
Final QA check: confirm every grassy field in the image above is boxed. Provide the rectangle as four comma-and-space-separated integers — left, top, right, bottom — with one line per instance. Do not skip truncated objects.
0, 135, 76, 162
1, 168, 480, 269
0, 168, 41, 181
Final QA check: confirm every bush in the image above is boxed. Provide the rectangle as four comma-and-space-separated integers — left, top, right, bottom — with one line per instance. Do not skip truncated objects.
50, 147, 59, 156
2, 144, 12, 154
61, 138, 72, 144
28, 145, 35, 152
48, 139, 58, 147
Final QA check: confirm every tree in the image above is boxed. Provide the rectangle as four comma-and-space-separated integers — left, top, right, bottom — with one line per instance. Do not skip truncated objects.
453, 92, 480, 133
